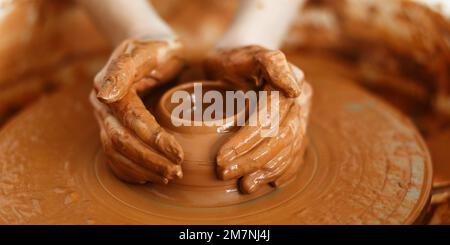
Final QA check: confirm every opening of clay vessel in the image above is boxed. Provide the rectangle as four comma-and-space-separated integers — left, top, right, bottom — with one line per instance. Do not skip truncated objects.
160, 81, 280, 137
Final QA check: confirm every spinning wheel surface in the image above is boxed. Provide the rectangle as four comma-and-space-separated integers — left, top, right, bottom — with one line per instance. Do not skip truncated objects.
0, 57, 432, 224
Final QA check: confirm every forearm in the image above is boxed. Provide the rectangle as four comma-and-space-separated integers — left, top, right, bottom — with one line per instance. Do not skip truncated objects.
76, 0, 175, 45
217, 0, 304, 49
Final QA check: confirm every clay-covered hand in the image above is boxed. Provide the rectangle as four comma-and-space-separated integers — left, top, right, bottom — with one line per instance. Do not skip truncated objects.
90, 38, 185, 184
204, 45, 302, 97
204, 45, 308, 194
219, 87, 310, 194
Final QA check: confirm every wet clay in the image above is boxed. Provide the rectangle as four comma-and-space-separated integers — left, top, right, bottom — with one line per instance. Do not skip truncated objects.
0, 54, 432, 224
201, 46, 308, 194
90, 43, 308, 195
90, 38, 188, 187
137, 80, 312, 207
153, 81, 246, 163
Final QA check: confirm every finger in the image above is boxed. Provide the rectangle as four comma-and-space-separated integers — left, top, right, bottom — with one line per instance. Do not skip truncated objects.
204, 46, 270, 91
94, 40, 136, 103
205, 46, 302, 97
271, 94, 310, 187
90, 90, 111, 119
110, 90, 184, 164
93, 41, 129, 94
100, 128, 169, 185
256, 49, 302, 98
240, 117, 306, 193
217, 86, 293, 165
90, 89, 183, 175
272, 137, 308, 188
204, 45, 262, 86
218, 103, 301, 180
133, 77, 158, 95
107, 158, 147, 184
240, 147, 292, 194
92, 98, 172, 184
90, 93, 182, 181
102, 112, 182, 180
96, 39, 183, 103
106, 150, 170, 185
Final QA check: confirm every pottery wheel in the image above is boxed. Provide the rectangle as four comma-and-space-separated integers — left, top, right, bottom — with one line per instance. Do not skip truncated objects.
0, 56, 432, 224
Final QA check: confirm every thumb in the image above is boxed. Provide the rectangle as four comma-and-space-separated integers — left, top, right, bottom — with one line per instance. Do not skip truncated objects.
96, 54, 136, 103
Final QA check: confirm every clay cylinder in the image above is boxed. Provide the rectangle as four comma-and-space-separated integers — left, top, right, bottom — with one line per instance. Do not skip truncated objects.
156, 80, 244, 187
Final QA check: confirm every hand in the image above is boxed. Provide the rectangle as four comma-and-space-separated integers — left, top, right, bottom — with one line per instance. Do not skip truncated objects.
204, 45, 302, 97
90, 38, 185, 184
204, 45, 309, 194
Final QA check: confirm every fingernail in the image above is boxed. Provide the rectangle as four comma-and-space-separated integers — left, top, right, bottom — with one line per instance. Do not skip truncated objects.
240, 181, 257, 194
170, 143, 184, 165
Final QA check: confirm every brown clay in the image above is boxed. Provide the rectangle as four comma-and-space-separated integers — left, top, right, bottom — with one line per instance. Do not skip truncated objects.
0, 0, 443, 224
201, 46, 307, 193
92, 43, 308, 194
0, 54, 432, 224
90, 38, 187, 185
140, 78, 312, 203
154, 81, 245, 163
94, 38, 184, 103
204, 45, 303, 98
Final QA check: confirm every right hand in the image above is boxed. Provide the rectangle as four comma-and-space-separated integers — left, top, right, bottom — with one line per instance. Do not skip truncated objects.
90, 38, 185, 184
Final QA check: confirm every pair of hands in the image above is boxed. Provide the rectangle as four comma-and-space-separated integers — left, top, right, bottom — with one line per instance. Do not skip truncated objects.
90, 38, 306, 193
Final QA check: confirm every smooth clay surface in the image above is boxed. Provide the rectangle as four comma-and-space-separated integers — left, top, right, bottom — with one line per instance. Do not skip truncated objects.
0, 54, 432, 224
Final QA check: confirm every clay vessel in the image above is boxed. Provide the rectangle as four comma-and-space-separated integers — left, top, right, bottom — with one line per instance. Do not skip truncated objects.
150, 80, 275, 207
